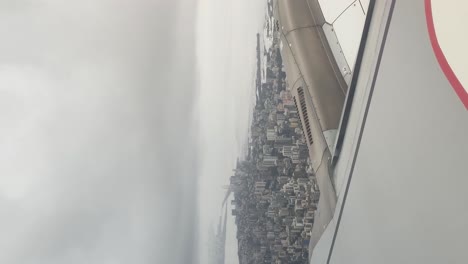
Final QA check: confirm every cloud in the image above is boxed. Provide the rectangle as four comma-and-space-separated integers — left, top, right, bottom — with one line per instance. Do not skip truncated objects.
0, 0, 199, 264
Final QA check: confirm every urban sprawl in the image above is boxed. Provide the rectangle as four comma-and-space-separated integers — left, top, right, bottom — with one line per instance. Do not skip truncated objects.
229, 8, 320, 264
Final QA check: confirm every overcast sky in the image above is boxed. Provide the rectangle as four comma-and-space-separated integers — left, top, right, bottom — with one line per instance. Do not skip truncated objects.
195, 0, 264, 263
0, 0, 263, 264
0, 0, 199, 263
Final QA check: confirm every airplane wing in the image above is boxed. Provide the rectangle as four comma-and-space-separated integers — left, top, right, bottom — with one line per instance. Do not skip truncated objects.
275, 0, 468, 263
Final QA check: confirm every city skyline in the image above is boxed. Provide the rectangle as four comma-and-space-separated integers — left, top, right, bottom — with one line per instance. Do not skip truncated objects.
0, 1, 265, 264
196, 0, 266, 263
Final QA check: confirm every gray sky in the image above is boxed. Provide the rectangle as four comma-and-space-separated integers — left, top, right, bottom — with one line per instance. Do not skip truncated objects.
0, 0, 198, 264
0, 0, 264, 264
195, 0, 265, 263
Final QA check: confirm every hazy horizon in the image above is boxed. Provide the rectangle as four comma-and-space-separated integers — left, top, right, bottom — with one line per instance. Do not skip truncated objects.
195, 0, 266, 263
0, 0, 267, 263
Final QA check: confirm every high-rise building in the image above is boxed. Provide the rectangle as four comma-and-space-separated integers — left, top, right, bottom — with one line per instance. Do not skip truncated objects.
262, 155, 278, 167
267, 128, 277, 141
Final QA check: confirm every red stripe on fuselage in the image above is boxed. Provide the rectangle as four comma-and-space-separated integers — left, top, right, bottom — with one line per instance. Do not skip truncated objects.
425, 0, 468, 110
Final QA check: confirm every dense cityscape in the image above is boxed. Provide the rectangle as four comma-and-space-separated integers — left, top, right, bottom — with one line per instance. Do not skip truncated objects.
227, 5, 320, 263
